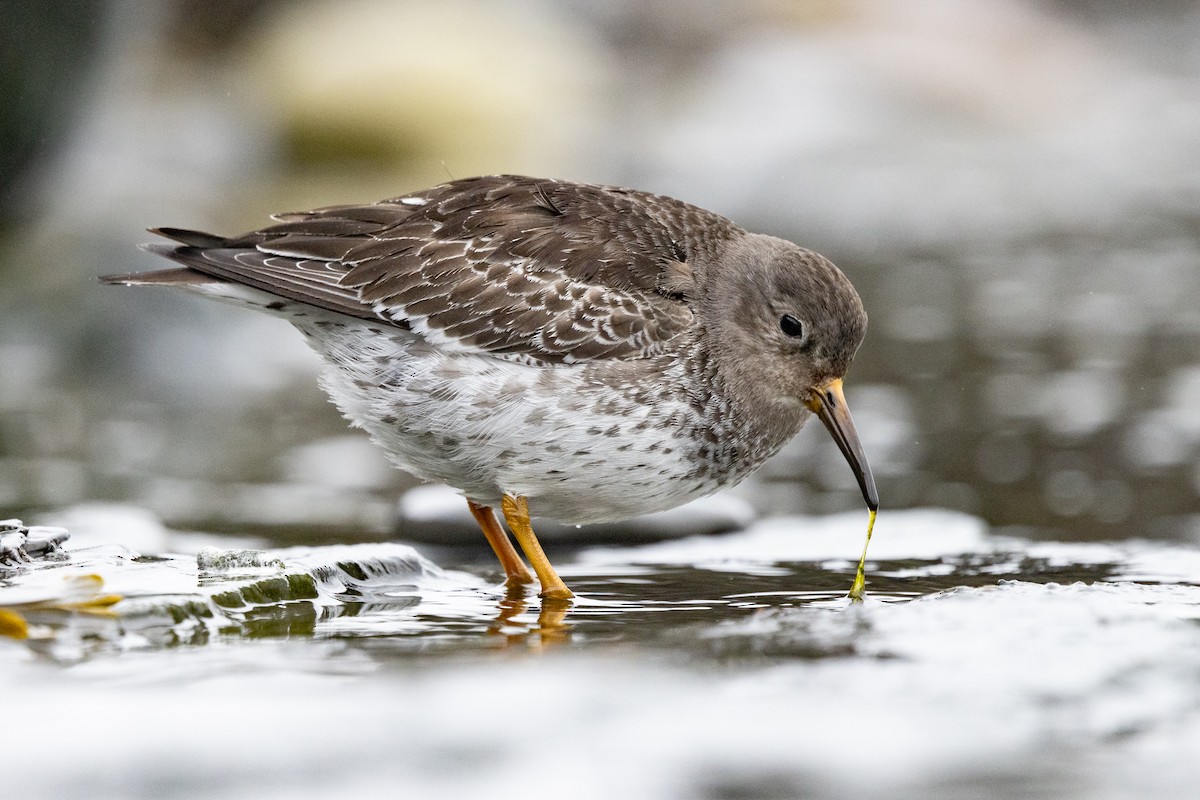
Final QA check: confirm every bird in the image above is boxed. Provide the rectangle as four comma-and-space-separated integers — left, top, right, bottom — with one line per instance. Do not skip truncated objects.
102, 175, 878, 601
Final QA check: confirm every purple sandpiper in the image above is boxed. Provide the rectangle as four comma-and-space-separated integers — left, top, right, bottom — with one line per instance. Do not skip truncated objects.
103, 175, 877, 600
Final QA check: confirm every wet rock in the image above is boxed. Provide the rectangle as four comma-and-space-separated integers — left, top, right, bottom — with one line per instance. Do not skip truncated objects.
0, 518, 69, 567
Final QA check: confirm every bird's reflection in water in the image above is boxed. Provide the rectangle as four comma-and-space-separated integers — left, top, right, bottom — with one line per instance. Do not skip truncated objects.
487, 581, 573, 647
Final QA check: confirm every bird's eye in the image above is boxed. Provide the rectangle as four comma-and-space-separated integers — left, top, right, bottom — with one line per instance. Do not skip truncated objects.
780, 314, 804, 338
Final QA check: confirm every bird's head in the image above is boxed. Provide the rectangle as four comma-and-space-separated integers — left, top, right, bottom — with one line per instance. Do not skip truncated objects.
703, 233, 878, 511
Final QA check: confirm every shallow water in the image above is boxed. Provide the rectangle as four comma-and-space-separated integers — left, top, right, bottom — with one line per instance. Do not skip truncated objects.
5, 507, 1200, 799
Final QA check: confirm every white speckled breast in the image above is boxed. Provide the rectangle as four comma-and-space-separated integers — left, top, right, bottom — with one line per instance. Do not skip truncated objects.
293, 315, 781, 524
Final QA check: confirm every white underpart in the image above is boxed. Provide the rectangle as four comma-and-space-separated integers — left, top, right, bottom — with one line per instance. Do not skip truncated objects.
306, 322, 707, 523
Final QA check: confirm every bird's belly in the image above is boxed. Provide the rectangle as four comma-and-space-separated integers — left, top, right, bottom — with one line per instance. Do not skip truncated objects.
302, 324, 719, 524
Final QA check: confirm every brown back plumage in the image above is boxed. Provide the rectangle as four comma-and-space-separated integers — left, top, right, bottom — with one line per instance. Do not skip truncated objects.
105, 175, 744, 365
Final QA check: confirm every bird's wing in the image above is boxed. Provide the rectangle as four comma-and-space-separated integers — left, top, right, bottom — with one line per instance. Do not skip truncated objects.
137, 175, 741, 364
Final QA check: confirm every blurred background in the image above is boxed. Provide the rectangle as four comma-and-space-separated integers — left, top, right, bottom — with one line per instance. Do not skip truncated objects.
2, 0, 1198, 545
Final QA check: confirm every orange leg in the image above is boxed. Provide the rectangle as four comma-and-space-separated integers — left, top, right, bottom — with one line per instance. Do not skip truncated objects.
500, 494, 574, 601
468, 500, 533, 584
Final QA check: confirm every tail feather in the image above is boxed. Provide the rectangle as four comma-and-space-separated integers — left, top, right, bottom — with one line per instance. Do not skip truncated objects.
101, 225, 376, 322
148, 227, 231, 248
99, 267, 218, 286
100, 229, 229, 286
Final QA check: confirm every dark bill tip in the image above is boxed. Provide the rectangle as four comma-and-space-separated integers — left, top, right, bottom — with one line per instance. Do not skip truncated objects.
805, 378, 879, 512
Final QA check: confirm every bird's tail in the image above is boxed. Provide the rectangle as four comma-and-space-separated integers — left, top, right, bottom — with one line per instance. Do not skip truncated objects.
99, 266, 215, 286
99, 228, 230, 286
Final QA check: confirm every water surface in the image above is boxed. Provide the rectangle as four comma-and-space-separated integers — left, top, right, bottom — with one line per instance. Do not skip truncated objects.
5, 507, 1199, 799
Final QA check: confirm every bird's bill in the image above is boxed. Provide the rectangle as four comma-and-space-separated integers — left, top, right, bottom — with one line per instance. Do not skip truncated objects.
805, 378, 879, 512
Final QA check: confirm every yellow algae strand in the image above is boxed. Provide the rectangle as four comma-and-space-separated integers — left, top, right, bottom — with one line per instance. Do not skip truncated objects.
848, 508, 876, 602
0, 609, 29, 640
